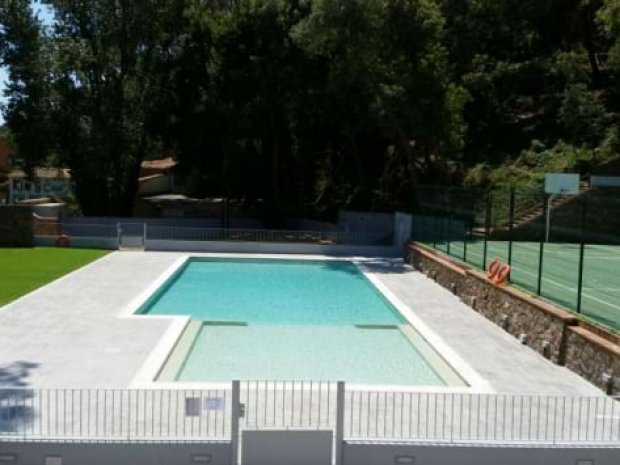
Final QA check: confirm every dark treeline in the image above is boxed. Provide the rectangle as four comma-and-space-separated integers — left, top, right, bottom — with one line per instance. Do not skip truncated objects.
0, 0, 618, 220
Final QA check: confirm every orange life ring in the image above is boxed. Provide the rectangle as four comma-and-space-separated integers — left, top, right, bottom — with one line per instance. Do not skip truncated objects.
55, 234, 70, 248
486, 258, 502, 280
493, 264, 511, 285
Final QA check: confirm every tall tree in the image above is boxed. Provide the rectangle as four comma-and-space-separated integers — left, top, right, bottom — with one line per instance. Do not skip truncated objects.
0, 0, 51, 174
43, 0, 178, 215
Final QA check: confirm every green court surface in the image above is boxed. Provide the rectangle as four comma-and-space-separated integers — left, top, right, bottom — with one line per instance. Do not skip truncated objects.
426, 240, 620, 332
0, 247, 108, 306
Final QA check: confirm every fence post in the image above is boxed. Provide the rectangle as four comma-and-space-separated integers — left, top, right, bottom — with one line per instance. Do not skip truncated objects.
432, 210, 438, 249
447, 189, 452, 256
231, 380, 241, 465
508, 187, 515, 267
335, 381, 345, 465
537, 192, 547, 295
576, 195, 588, 313
482, 189, 491, 270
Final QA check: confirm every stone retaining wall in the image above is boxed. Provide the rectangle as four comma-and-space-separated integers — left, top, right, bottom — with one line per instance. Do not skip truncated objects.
565, 326, 620, 394
407, 243, 619, 394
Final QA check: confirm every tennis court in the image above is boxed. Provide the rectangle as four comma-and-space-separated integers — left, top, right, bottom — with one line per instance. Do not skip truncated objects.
427, 240, 620, 332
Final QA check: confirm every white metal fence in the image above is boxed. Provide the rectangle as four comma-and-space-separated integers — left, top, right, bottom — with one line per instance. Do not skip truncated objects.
344, 390, 620, 444
1, 384, 619, 446
34, 223, 393, 246
239, 381, 339, 431
0, 388, 231, 441
145, 226, 390, 246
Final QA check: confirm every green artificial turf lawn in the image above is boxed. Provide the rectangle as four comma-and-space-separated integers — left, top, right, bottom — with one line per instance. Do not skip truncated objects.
0, 247, 108, 306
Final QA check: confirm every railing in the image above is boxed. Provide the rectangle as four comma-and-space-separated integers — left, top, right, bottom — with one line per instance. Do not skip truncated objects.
344, 390, 620, 444
413, 185, 620, 333
63, 223, 119, 238
33, 223, 393, 246
145, 226, 391, 246
1, 385, 619, 445
239, 381, 338, 430
0, 388, 231, 441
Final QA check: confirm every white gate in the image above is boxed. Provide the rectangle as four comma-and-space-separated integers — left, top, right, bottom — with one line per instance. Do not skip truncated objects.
236, 381, 343, 465
117, 222, 146, 249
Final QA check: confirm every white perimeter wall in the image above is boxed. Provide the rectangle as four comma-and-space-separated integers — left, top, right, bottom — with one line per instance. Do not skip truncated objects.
34, 236, 119, 249
145, 239, 400, 256
0, 442, 231, 465
394, 212, 413, 250
4, 441, 618, 465
343, 443, 620, 465
33, 236, 399, 255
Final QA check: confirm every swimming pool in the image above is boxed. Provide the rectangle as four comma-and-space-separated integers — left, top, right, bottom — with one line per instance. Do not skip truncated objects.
140, 258, 464, 386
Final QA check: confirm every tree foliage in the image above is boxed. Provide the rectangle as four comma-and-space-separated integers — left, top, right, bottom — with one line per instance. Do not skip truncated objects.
1, 0, 618, 216
0, 0, 51, 174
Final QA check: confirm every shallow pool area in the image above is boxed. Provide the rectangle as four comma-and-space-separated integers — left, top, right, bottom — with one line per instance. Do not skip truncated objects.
140, 258, 465, 386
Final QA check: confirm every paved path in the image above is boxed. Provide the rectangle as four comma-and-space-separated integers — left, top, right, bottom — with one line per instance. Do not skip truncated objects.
0, 252, 603, 394
0, 252, 177, 387
365, 258, 602, 395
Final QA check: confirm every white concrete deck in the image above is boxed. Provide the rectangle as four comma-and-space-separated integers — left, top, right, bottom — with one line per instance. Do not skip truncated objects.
0, 252, 603, 394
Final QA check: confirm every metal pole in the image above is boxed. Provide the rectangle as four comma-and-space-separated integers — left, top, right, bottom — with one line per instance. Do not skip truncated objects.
447, 189, 452, 256
335, 381, 345, 465
482, 189, 491, 270
537, 193, 547, 295
463, 218, 469, 263
508, 187, 515, 266
545, 194, 556, 242
439, 194, 445, 250
432, 209, 437, 249
231, 380, 241, 465
576, 196, 587, 313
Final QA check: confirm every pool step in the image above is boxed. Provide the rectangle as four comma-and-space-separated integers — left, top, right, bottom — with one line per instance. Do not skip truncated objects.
156, 320, 203, 381
398, 325, 467, 386
203, 320, 248, 326
355, 324, 399, 330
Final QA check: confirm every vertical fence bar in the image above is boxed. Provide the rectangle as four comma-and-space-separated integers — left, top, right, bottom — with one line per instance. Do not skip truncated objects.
432, 210, 438, 249
335, 381, 345, 465
508, 186, 515, 267
537, 192, 547, 295
439, 191, 445, 250
231, 381, 241, 465
576, 195, 588, 313
463, 214, 468, 263
482, 189, 491, 270
446, 188, 452, 256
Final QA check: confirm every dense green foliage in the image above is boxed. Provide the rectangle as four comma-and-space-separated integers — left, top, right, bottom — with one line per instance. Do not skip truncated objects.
0, 247, 107, 305
1, 0, 618, 218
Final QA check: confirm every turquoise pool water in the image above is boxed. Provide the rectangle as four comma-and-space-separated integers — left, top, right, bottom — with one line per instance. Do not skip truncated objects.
142, 258, 458, 385
177, 326, 445, 384
142, 259, 404, 325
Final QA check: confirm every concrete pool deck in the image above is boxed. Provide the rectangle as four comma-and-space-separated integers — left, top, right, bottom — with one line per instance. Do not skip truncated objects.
0, 251, 603, 394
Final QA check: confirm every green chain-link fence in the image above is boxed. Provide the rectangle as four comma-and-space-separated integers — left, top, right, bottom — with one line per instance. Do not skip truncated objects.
412, 185, 620, 333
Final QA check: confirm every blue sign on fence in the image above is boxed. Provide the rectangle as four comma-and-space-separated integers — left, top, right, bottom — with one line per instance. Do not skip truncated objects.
204, 397, 224, 411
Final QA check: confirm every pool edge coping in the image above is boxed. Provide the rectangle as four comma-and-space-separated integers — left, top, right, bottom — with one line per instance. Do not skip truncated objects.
125, 252, 494, 393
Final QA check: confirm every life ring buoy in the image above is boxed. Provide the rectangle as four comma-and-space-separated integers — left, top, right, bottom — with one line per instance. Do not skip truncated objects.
486, 258, 502, 280
493, 264, 511, 285
55, 234, 70, 248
